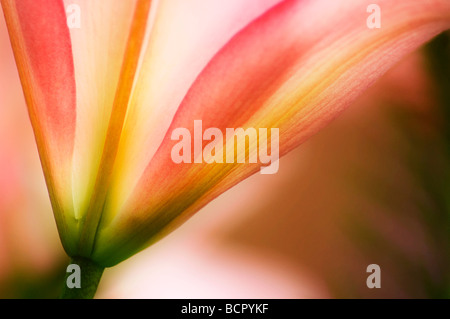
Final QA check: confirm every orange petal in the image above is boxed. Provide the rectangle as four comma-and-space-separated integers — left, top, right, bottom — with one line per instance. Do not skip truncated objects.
106, 0, 283, 216
1, 0, 77, 250
75, 0, 153, 257
93, 0, 450, 266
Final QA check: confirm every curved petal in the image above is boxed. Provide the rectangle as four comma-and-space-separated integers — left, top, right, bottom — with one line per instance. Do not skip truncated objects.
94, 0, 450, 266
106, 0, 283, 215
1, 0, 77, 250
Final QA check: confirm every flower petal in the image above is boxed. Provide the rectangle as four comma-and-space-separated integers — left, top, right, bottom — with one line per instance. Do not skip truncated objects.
1, 0, 77, 250
62, 0, 139, 222
75, 0, 154, 257
106, 0, 283, 215
94, 0, 450, 266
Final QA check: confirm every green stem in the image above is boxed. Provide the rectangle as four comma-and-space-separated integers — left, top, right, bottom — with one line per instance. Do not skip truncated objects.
60, 257, 105, 299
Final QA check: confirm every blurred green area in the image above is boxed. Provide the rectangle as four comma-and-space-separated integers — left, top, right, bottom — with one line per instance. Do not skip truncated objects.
338, 32, 450, 297
224, 33, 450, 298
0, 260, 67, 299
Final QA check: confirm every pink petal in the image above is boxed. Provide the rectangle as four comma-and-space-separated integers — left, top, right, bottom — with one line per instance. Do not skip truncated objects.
1, 0, 77, 249
106, 0, 283, 214
94, 0, 450, 266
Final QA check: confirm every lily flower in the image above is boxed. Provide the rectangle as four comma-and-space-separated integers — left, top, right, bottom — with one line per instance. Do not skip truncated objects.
2, 0, 450, 297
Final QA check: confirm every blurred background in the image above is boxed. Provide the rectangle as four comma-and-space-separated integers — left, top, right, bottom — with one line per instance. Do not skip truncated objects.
1, 8, 449, 298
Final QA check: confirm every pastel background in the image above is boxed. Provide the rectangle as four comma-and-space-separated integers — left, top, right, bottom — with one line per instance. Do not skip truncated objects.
1, 5, 449, 298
